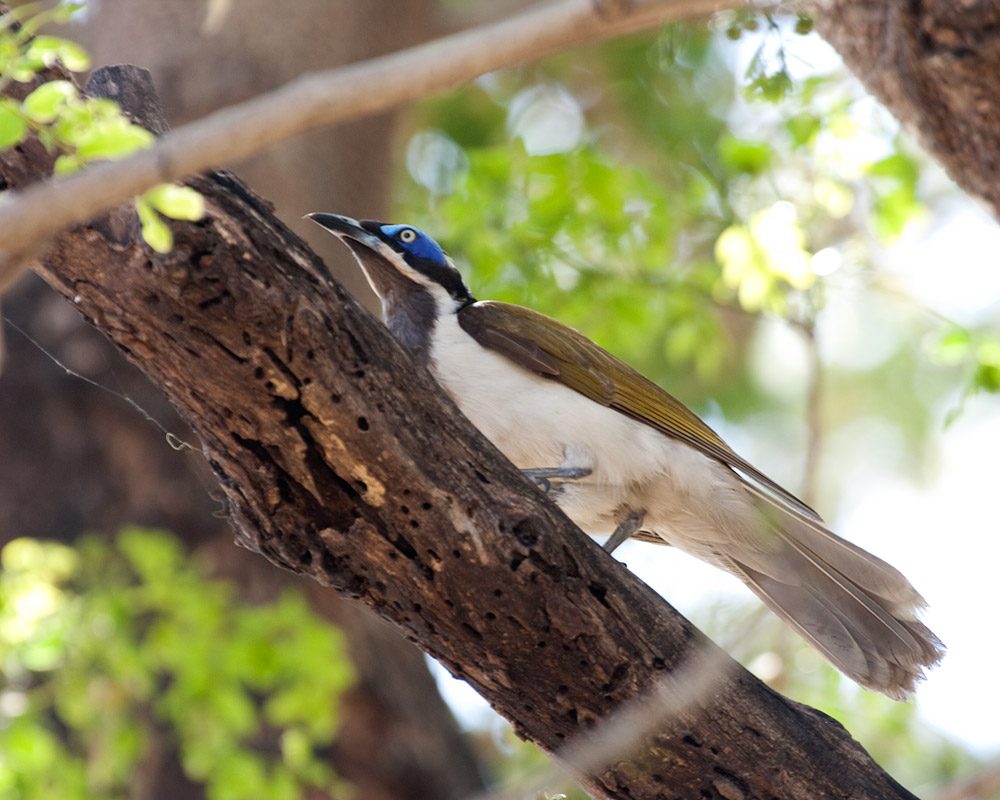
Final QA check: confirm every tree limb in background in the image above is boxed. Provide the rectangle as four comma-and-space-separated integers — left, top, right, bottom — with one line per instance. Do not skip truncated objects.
0, 0, 741, 281
815, 0, 1000, 218
1, 64, 925, 800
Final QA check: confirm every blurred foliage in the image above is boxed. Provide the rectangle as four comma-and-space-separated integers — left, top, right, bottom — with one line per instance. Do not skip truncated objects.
928, 324, 1000, 424
0, 530, 353, 800
395, 13, 1000, 482
391, 9, 1000, 796
0, 1, 203, 251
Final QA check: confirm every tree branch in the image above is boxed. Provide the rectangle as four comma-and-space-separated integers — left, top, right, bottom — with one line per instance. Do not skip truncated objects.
0, 64, 926, 800
0, 0, 742, 277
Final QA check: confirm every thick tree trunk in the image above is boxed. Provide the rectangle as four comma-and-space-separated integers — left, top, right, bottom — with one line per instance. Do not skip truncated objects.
73, 4, 490, 796
0, 40, 484, 799
1, 65, 924, 800
816, 0, 1000, 218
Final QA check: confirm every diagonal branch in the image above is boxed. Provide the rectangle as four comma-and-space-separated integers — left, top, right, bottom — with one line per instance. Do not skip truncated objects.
0, 0, 743, 277
1, 64, 925, 800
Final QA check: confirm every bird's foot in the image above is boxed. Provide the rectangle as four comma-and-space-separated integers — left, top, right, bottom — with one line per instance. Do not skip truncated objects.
521, 466, 592, 493
603, 510, 645, 554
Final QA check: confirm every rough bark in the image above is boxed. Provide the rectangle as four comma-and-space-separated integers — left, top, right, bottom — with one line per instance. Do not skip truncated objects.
816, 0, 1000, 218
0, 49, 484, 800
1, 66, 925, 800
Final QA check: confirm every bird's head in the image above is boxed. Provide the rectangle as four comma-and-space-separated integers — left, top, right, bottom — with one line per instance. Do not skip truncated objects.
308, 213, 474, 313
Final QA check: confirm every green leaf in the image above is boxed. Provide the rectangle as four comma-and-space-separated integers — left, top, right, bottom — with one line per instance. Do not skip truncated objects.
749, 70, 793, 103
21, 80, 77, 123
0, 103, 27, 149
145, 184, 205, 221
1, 537, 78, 577
930, 327, 972, 365
974, 340, 1000, 393
211, 751, 268, 800
53, 3, 88, 24
24, 35, 90, 72
136, 196, 173, 253
117, 527, 184, 582
785, 112, 821, 148
53, 153, 82, 174
280, 728, 312, 771
718, 135, 772, 175
973, 360, 1000, 393
794, 15, 814, 35
868, 153, 918, 184
873, 185, 920, 239
74, 117, 154, 161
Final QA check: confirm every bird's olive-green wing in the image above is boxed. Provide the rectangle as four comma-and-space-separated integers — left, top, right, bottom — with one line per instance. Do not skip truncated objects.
458, 300, 820, 521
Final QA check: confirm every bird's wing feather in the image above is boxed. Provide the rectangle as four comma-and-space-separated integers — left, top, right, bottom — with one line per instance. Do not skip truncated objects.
458, 300, 820, 521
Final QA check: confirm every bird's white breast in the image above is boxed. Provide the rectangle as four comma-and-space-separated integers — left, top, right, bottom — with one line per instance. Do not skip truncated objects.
429, 313, 752, 548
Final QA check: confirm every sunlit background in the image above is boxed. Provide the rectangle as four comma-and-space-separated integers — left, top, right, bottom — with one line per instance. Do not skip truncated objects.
415, 20, 1000, 777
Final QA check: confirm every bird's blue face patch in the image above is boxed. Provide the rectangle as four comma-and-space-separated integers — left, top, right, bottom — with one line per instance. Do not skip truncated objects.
379, 224, 447, 266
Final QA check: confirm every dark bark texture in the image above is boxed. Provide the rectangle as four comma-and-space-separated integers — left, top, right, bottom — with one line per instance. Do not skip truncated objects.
0, 65, 925, 800
0, 11, 484, 792
816, 0, 1000, 218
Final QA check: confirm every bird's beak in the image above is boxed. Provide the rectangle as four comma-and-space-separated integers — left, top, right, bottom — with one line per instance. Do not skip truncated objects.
307, 213, 380, 248
308, 212, 419, 299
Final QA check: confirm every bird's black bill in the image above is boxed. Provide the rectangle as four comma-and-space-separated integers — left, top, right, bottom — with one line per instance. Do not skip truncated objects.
307, 212, 367, 238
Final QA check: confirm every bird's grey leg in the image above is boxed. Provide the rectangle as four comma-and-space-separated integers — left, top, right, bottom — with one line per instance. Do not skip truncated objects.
603, 510, 645, 554
521, 466, 592, 493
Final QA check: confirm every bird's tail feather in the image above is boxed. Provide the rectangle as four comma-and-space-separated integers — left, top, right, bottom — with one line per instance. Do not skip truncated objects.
728, 483, 944, 699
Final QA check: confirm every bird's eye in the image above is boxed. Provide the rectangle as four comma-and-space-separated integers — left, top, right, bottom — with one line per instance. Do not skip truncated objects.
399, 229, 417, 243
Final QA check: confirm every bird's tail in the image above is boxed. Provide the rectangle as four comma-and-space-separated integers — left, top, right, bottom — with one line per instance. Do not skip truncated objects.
725, 486, 944, 699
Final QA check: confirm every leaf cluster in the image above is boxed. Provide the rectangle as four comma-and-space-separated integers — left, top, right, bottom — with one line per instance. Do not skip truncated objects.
0, 3, 202, 252
0, 530, 354, 800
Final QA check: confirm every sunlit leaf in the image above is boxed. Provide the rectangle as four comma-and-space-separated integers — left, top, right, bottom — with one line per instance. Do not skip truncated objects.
1, 537, 77, 577
53, 152, 82, 174
144, 183, 205, 221
718, 135, 772, 175
868, 153, 918, 184
281, 728, 311, 771
973, 340, 1000, 393
136, 196, 173, 253
0, 102, 26, 149
749, 69, 793, 103
53, 3, 88, 23
929, 327, 972, 365
24, 35, 90, 72
873, 185, 921, 240
21, 79, 77, 123
785, 112, 821, 148
74, 117, 155, 161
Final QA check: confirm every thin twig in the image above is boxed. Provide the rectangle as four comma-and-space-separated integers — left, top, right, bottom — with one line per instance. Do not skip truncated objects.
795, 318, 823, 508
0, 0, 747, 281
468, 617, 768, 800
468, 642, 737, 800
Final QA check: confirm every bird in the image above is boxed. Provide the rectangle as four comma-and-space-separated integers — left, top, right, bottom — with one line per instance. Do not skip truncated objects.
308, 212, 944, 699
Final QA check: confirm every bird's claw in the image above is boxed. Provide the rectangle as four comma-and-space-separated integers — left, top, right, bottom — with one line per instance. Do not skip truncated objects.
603, 510, 645, 554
